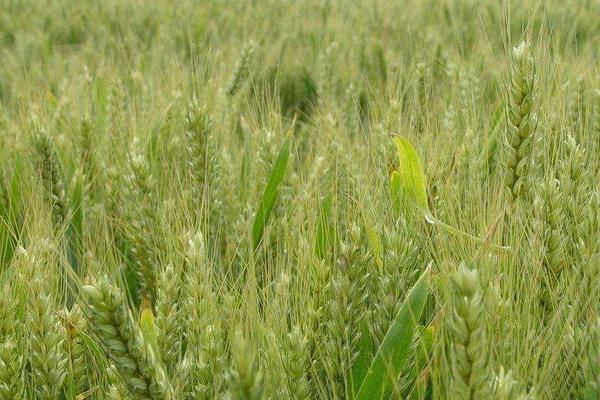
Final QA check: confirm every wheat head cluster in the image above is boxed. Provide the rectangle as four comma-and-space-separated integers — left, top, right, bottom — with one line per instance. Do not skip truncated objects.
0, 0, 599, 399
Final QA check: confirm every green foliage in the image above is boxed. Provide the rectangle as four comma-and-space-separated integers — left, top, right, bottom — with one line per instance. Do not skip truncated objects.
252, 133, 291, 250
0, 159, 22, 270
355, 267, 430, 400
392, 136, 429, 212
0, 1, 597, 399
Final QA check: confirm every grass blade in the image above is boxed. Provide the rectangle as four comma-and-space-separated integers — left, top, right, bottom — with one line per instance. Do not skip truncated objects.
252, 134, 291, 250
0, 160, 22, 269
392, 135, 428, 212
356, 266, 430, 400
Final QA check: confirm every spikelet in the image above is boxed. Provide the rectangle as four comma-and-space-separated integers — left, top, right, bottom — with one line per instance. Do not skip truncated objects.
225, 41, 256, 97
322, 223, 370, 398
492, 367, 535, 400
226, 329, 265, 400
62, 305, 88, 395
176, 231, 226, 398
0, 284, 25, 400
77, 116, 98, 199
535, 177, 567, 281
172, 351, 195, 398
184, 97, 213, 214
34, 131, 67, 227
0, 337, 25, 400
107, 79, 127, 128
458, 66, 481, 124
126, 136, 160, 303
155, 263, 182, 374
371, 226, 419, 344
503, 41, 537, 203
282, 325, 311, 399
448, 264, 490, 399
83, 277, 173, 399
0, 284, 18, 338
559, 134, 587, 259
28, 278, 68, 400
106, 364, 130, 400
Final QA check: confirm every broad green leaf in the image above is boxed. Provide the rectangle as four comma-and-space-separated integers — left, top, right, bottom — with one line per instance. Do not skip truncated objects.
356, 266, 430, 400
351, 320, 376, 399
252, 134, 291, 250
315, 193, 334, 260
391, 136, 509, 252
393, 136, 428, 211
0, 158, 23, 269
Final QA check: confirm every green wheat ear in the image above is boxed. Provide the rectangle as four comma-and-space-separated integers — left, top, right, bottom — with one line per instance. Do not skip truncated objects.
0, 284, 25, 398
503, 41, 537, 204
226, 329, 265, 400
282, 325, 311, 399
0, 337, 26, 399
448, 263, 491, 399
225, 41, 256, 97
34, 131, 67, 227
83, 277, 173, 399
62, 304, 89, 396
28, 278, 68, 400
492, 366, 534, 400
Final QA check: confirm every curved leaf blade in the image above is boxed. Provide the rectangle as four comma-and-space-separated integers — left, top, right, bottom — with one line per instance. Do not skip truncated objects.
393, 136, 428, 211
356, 266, 430, 400
252, 135, 291, 250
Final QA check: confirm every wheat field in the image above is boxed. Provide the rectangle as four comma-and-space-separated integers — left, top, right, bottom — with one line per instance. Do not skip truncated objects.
0, 0, 599, 399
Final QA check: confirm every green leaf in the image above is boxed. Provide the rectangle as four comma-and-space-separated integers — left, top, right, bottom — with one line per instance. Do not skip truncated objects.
351, 320, 375, 399
356, 266, 430, 400
0, 158, 23, 269
391, 136, 510, 252
315, 193, 335, 260
393, 136, 428, 211
252, 134, 291, 250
